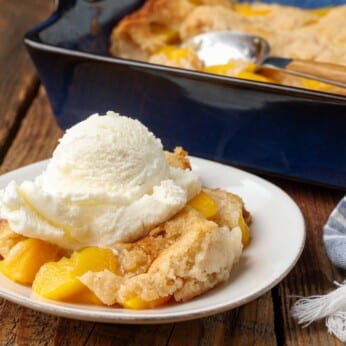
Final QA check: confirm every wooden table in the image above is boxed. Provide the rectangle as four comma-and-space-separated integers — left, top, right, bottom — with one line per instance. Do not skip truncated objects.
0, 1, 344, 345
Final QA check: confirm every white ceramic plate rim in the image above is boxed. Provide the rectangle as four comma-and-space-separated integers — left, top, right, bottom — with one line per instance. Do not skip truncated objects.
0, 157, 305, 324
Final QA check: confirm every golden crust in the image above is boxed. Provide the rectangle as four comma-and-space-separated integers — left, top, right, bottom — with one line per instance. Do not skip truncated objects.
110, 1, 346, 95
80, 188, 248, 306
205, 187, 251, 227
114, 188, 249, 277
110, 0, 193, 60
110, 0, 233, 59
165, 146, 192, 170
179, 5, 251, 40
116, 210, 242, 303
0, 219, 26, 259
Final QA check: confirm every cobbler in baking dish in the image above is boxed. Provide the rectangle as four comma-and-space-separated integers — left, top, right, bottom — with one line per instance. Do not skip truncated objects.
110, 0, 346, 95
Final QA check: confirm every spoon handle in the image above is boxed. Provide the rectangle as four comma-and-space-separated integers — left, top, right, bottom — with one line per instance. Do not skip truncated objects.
263, 57, 346, 89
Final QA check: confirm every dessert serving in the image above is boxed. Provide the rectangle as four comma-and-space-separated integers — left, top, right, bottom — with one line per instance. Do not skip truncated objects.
110, 0, 346, 95
0, 112, 250, 309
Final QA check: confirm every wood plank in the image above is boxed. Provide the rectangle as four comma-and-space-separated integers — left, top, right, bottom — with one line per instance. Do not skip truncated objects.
163, 297, 276, 346
227, 293, 276, 345
14, 308, 59, 346
0, 0, 53, 157
54, 319, 95, 346
0, 301, 22, 345
274, 181, 344, 345
85, 324, 173, 345
0, 87, 63, 174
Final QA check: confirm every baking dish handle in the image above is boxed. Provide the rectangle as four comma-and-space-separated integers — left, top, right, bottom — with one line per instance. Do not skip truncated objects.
263, 58, 346, 89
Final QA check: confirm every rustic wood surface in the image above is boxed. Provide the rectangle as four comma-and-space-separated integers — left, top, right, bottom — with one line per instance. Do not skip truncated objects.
0, 1, 344, 345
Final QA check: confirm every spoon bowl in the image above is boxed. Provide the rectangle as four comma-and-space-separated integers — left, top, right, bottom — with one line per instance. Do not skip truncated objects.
184, 31, 346, 88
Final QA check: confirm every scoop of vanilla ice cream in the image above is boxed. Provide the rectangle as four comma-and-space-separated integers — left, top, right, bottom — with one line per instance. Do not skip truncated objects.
0, 112, 201, 250
39, 112, 170, 202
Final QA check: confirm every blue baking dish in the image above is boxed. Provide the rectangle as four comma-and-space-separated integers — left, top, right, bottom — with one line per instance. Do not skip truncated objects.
25, 0, 346, 189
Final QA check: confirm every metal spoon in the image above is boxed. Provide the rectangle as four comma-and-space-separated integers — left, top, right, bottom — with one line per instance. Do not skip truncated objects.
184, 31, 346, 88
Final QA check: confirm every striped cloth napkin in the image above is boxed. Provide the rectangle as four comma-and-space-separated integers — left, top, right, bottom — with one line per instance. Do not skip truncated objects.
291, 196, 346, 342
324, 196, 346, 269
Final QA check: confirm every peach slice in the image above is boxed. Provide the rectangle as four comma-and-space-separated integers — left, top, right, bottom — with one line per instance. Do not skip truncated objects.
123, 295, 171, 309
32, 247, 119, 304
238, 213, 251, 247
0, 238, 62, 285
188, 191, 218, 219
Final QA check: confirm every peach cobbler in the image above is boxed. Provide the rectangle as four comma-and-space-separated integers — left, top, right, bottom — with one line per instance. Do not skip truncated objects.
0, 112, 250, 309
110, 0, 346, 95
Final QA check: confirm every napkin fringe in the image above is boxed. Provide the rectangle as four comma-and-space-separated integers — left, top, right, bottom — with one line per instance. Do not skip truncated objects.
291, 281, 346, 342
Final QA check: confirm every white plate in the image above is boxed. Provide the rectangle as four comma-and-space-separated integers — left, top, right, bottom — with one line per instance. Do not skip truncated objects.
0, 157, 305, 324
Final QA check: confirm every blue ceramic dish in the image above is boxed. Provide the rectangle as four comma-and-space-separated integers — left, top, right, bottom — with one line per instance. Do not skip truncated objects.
25, 0, 346, 189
